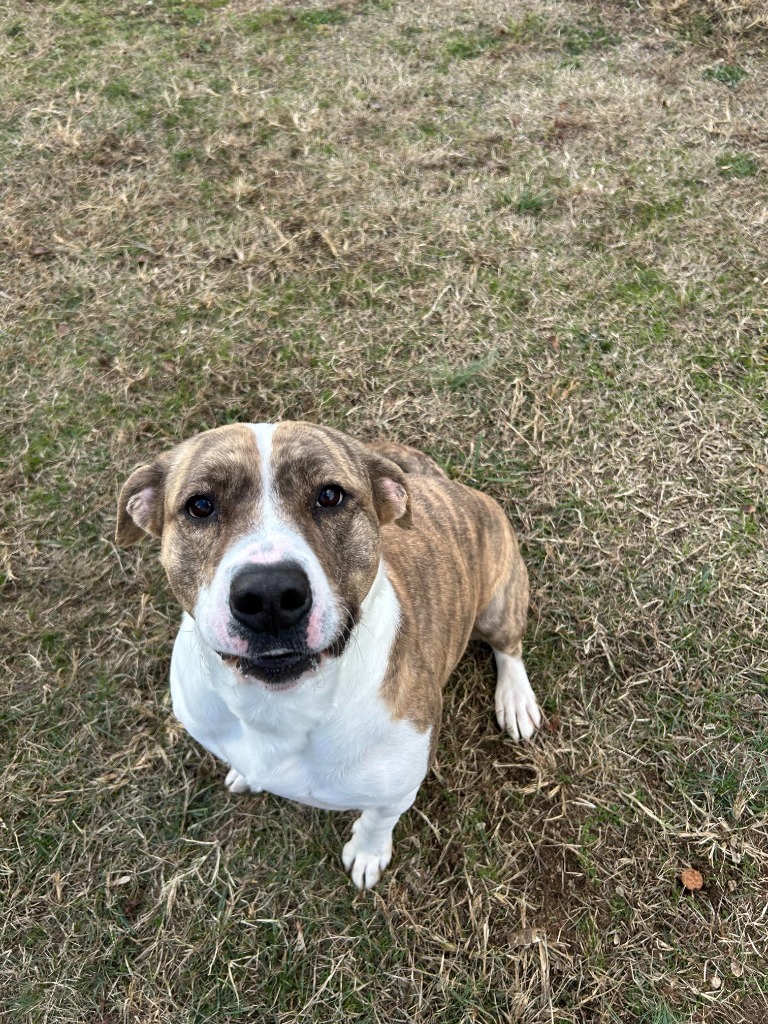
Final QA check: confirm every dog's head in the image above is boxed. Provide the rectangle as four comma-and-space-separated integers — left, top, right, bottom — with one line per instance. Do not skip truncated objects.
116, 422, 411, 688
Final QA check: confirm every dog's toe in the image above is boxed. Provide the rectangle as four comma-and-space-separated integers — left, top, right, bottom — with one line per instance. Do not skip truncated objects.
515, 696, 542, 741
342, 833, 392, 890
225, 767, 250, 794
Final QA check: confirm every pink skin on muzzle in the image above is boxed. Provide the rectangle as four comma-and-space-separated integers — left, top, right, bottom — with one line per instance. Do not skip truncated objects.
194, 533, 341, 657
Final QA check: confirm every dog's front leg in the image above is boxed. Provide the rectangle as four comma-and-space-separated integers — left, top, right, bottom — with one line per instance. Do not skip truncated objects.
342, 789, 419, 890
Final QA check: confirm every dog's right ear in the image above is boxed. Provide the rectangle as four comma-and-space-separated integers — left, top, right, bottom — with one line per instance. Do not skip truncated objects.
116, 460, 167, 545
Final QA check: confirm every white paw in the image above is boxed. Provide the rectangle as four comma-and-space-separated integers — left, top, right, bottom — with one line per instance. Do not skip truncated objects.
342, 822, 392, 890
494, 656, 542, 742
225, 767, 250, 794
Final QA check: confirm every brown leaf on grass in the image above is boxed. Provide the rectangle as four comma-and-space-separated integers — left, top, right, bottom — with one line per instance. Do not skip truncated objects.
680, 868, 704, 891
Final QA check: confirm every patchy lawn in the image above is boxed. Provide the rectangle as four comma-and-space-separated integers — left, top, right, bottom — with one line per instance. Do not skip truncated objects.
1, 0, 766, 1021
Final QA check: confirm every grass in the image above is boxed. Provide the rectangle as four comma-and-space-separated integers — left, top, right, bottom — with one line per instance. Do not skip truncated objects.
704, 62, 748, 86
2, 0, 767, 1021
624, 0, 768, 40
716, 152, 761, 178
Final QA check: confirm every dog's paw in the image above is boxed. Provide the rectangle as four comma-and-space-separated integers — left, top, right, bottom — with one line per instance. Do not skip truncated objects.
225, 767, 251, 794
495, 657, 542, 742
342, 822, 392, 890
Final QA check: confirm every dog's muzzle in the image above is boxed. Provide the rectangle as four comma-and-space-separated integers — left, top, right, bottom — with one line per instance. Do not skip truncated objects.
225, 562, 316, 684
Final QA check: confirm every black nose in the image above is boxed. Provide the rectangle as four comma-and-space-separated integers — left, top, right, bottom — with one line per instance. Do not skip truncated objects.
229, 564, 313, 636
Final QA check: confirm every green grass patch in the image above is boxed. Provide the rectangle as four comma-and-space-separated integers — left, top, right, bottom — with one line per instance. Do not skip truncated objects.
445, 26, 504, 60
628, 194, 687, 228
493, 186, 552, 215
445, 14, 619, 61
243, 5, 349, 35
505, 12, 547, 44
432, 356, 496, 392
704, 63, 747, 87
716, 152, 760, 178
297, 7, 349, 28
558, 17, 621, 55
638, 1003, 688, 1024
515, 188, 550, 215
101, 79, 139, 101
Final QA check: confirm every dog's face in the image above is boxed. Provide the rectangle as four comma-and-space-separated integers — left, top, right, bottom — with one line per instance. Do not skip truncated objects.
116, 422, 411, 688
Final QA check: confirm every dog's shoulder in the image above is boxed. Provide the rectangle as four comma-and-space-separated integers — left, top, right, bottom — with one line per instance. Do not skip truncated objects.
375, 473, 515, 738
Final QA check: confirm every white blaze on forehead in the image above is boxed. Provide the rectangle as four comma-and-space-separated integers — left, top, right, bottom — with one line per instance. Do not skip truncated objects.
248, 422, 279, 531
192, 421, 343, 655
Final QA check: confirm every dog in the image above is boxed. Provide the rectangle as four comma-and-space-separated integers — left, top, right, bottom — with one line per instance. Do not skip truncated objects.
116, 421, 540, 889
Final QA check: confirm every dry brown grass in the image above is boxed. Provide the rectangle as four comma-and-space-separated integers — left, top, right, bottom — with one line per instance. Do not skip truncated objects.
625, 0, 768, 40
2, 0, 767, 1021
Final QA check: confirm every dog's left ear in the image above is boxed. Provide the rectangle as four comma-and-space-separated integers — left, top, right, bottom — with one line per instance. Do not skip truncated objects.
366, 453, 412, 529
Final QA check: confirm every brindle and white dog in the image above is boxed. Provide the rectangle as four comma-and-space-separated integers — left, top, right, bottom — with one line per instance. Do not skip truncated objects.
116, 422, 540, 889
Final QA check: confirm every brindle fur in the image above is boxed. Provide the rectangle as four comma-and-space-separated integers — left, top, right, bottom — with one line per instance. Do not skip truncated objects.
370, 453, 528, 752
363, 440, 448, 481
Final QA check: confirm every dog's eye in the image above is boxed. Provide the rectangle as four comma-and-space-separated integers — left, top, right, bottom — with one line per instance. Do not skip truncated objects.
316, 485, 345, 509
186, 495, 215, 519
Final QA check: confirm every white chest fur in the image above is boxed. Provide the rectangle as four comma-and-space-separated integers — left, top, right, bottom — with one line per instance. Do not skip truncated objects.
169, 565, 432, 812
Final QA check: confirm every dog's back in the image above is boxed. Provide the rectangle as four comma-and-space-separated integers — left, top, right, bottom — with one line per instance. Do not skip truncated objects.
364, 439, 448, 480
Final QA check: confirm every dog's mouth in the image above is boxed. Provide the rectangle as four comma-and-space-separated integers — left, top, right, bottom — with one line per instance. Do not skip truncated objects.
218, 649, 318, 685
217, 611, 356, 688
